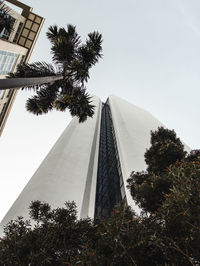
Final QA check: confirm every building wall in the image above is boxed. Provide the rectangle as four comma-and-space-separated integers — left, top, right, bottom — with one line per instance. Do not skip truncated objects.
0, 39, 28, 133
0, 1, 44, 136
108, 95, 164, 208
0, 96, 102, 235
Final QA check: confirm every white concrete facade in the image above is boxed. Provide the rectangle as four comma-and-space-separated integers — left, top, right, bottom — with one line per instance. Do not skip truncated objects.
0, 96, 102, 234
108, 95, 163, 206
0, 95, 173, 234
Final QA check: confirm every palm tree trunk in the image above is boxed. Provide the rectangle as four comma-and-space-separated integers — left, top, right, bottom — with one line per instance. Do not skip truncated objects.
0, 75, 63, 90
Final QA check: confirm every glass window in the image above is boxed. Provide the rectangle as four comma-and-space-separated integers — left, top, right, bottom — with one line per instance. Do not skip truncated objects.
31, 23, 39, 32
28, 31, 36, 40
22, 28, 29, 38
0, 50, 19, 75
25, 39, 32, 49
35, 16, 42, 24
25, 20, 32, 29
28, 13, 35, 21
18, 37, 26, 46
13, 22, 23, 43
2, 56, 7, 63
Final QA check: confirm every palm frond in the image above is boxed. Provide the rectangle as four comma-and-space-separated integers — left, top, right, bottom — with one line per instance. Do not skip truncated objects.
47, 24, 79, 45
46, 25, 59, 44
26, 96, 44, 115
9, 62, 57, 78
47, 26, 102, 85
69, 89, 95, 122
26, 82, 60, 114
83, 32, 103, 67
55, 87, 95, 122
48, 24, 80, 65
65, 59, 88, 83
26, 94, 56, 115
59, 79, 75, 95
66, 32, 103, 83
8, 62, 60, 90
66, 24, 80, 47
87, 32, 103, 55
51, 38, 75, 65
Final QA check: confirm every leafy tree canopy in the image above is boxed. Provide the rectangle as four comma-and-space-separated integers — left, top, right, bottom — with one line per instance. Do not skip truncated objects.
145, 127, 186, 174
127, 127, 187, 213
0, 201, 95, 265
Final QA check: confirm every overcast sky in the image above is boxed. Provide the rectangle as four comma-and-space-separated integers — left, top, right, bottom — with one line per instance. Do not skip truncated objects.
0, 0, 200, 221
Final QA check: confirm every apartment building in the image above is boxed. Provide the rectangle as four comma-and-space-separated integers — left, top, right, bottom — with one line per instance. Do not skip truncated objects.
0, 0, 44, 135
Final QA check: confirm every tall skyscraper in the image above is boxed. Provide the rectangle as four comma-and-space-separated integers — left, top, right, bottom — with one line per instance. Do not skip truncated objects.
0, 95, 165, 234
0, 0, 44, 136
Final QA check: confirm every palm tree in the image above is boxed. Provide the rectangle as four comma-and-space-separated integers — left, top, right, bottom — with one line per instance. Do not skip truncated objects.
0, 24, 103, 122
0, 0, 13, 33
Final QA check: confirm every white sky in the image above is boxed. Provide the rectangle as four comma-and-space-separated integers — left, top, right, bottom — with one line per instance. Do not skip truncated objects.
0, 0, 200, 221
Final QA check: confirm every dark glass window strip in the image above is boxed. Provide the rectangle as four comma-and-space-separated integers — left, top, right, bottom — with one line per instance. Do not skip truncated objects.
95, 102, 123, 219
13, 22, 23, 43
0, 102, 8, 120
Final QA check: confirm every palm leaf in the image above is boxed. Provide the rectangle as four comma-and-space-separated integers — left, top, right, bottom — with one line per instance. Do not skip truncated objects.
54, 87, 95, 122
47, 24, 80, 65
26, 82, 60, 114
9, 62, 58, 78
8, 62, 61, 90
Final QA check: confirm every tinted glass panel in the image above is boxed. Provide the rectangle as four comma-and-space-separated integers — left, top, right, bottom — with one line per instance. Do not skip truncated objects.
0, 50, 18, 75
95, 102, 123, 219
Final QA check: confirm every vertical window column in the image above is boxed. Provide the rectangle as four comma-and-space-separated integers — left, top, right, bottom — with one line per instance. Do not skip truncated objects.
95, 102, 123, 219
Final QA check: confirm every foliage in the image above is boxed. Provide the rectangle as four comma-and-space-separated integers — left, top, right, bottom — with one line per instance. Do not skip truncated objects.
0, 1, 13, 33
79, 204, 167, 266
127, 127, 187, 213
126, 127, 200, 264
0, 202, 168, 266
2, 189, 199, 265
127, 171, 172, 213
186, 149, 200, 162
9, 24, 103, 122
0, 201, 95, 265
158, 161, 200, 265
86, 159, 200, 265
145, 127, 186, 174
